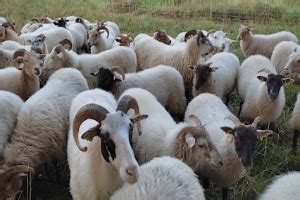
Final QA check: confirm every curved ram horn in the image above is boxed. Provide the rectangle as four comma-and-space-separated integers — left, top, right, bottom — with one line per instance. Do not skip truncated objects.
110, 66, 125, 80
97, 25, 109, 38
178, 126, 203, 138
12, 49, 27, 60
258, 68, 272, 75
189, 114, 205, 128
31, 18, 39, 23
251, 116, 262, 128
117, 95, 143, 135
225, 115, 242, 125
184, 29, 197, 42
0, 165, 34, 181
206, 29, 216, 36
73, 103, 109, 152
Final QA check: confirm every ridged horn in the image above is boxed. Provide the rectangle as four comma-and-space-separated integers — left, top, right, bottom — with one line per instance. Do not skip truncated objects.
110, 66, 125, 80
12, 49, 27, 60
97, 25, 109, 38
184, 29, 197, 42
73, 103, 109, 152
117, 95, 143, 135
189, 114, 205, 128
225, 115, 242, 125
251, 116, 262, 128
258, 68, 272, 75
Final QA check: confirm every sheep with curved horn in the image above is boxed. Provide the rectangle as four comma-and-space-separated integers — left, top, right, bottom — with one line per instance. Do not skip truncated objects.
68, 89, 147, 200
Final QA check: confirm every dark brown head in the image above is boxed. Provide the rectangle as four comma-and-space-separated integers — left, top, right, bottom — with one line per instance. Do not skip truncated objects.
184, 29, 197, 42
115, 34, 133, 47
191, 63, 218, 90
221, 116, 273, 167
257, 72, 294, 101
153, 29, 171, 45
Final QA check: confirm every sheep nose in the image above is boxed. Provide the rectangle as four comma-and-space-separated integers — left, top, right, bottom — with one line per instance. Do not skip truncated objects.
126, 166, 137, 176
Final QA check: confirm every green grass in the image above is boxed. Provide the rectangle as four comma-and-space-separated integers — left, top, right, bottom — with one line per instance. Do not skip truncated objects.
1, 1, 300, 199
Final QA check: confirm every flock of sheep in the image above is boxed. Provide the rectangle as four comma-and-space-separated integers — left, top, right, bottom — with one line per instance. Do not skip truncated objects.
0, 15, 299, 200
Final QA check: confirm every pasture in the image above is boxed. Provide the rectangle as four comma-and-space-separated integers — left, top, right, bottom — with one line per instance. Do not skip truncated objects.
0, 0, 300, 199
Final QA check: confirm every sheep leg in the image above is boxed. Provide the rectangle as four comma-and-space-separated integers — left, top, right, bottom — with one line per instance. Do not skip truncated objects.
202, 177, 210, 190
225, 94, 230, 106
292, 129, 299, 155
222, 188, 228, 200
237, 100, 244, 117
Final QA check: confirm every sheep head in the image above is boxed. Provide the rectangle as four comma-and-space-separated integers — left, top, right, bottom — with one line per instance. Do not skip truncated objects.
284, 52, 300, 74
31, 34, 47, 54
0, 165, 34, 198
13, 49, 41, 77
93, 66, 125, 91
2, 23, 18, 34
191, 62, 219, 90
221, 115, 273, 167
115, 34, 133, 47
177, 115, 223, 170
257, 71, 294, 101
237, 25, 254, 41
53, 17, 69, 28
87, 25, 109, 50
153, 29, 171, 45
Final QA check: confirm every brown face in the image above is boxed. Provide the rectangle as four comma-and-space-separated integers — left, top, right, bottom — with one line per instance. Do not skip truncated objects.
238, 26, 251, 40
154, 30, 171, 45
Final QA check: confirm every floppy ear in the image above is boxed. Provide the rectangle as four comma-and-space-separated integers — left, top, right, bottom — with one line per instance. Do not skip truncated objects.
81, 125, 100, 141
256, 130, 273, 140
257, 76, 268, 82
282, 78, 294, 85
185, 134, 196, 148
220, 126, 234, 135
130, 114, 148, 124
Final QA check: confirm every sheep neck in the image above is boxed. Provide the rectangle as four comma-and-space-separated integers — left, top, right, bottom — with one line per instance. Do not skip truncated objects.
19, 71, 39, 101
66, 51, 80, 69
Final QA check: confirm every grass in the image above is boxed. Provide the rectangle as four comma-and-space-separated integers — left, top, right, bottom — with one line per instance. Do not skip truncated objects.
1, 0, 300, 199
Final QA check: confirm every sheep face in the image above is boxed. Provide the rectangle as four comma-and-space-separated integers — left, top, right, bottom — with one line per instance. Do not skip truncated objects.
238, 25, 253, 41
193, 63, 218, 90
96, 68, 115, 91
189, 31, 214, 56
208, 31, 226, 51
153, 30, 171, 45
284, 52, 300, 74
115, 34, 133, 47
43, 45, 67, 71
31, 34, 47, 54
87, 25, 109, 50
257, 74, 293, 101
13, 51, 41, 77
177, 126, 223, 170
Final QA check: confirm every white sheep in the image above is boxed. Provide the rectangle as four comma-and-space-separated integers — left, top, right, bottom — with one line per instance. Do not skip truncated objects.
20, 19, 43, 34
238, 55, 293, 125
191, 52, 240, 103
290, 93, 300, 154
1, 26, 74, 52
118, 88, 223, 170
110, 156, 206, 200
93, 65, 186, 117
42, 45, 137, 88
3, 68, 88, 170
0, 49, 41, 100
87, 21, 120, 54
238, 25, 298, 58
134, 30, 213, 99
184, 93, 272, 199
0, 91, 24, 159
207, 30, 235, 52
68, 89, 147, 200
259, 171, 300, 200
271, 41, 300, 84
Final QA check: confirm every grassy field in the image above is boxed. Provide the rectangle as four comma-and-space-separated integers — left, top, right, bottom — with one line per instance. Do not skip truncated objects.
1, 0, 300, 199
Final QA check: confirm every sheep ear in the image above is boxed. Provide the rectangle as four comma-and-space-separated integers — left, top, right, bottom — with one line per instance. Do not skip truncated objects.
185, 134, 196, 148
282, 78, 294, 85
257, 76, 267, 82
220, 126, 234, 135
130, 114, 148, 124
256, 130, 273, 140
81, 125, 100, 141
